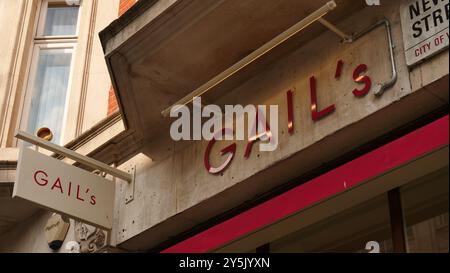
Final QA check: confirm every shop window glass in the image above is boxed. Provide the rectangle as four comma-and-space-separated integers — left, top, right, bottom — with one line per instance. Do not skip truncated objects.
271, 194, 393, 253
401, 167, 449, 253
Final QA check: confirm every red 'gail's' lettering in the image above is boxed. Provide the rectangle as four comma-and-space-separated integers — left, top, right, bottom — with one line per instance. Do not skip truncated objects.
352, 64, 372, 97
51, 178, 64, 194
310, 76, 336, 121
76, 185, 85, 202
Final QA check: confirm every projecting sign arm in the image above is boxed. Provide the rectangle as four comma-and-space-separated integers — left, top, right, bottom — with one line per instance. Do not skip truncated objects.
15, 130, 133, 183
316, 18, 397, 97
161, 2, 398, 117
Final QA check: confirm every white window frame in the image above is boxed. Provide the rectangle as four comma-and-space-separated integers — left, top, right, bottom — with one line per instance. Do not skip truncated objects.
19, 0, 81, 145
36, 0, 81, 39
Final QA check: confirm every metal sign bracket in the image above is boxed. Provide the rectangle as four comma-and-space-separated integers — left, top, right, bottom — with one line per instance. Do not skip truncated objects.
15, 130, 133, 183
124, 165, 136, 204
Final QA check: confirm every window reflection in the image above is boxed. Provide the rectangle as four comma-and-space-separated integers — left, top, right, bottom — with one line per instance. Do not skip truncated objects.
43, 5, 79, 36
271, 194, 393, 253
402, 168, 449, 253
27, 49, 72, 144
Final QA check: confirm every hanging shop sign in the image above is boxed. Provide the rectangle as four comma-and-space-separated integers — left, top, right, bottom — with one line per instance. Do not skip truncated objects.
13, 148, 115, 229
400, 0, 449, 66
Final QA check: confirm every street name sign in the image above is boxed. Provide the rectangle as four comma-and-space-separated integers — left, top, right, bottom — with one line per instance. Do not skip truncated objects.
400, 0, 449, 66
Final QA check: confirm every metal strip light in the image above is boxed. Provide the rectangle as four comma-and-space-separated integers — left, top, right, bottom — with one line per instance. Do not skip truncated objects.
161, 1, 339, 117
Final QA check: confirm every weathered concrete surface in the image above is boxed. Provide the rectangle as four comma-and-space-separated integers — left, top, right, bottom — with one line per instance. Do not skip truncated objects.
0, 210, 77, 253
107, 0, 448, 251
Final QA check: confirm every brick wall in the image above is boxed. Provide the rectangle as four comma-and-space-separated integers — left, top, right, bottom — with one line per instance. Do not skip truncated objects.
119, 0, 138, 16
107, 85, 119, 115
107, 0, 138, 115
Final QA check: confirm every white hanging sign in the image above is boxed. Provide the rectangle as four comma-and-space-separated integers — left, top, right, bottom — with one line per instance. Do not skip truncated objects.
13, 148, 115, 229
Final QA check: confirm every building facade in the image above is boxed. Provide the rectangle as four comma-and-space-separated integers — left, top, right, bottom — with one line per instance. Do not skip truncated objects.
0, 0, 449, 253
0, 0, 135, 252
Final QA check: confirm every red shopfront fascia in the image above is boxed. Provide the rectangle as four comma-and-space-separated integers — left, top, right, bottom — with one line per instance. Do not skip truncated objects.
162, 115, 449, 253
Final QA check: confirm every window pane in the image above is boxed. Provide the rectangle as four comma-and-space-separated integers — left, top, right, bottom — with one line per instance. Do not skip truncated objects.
401, 167, 449, 253
27, 48, 72, 144
271, 194, 393, 253
43, 5, 79, 36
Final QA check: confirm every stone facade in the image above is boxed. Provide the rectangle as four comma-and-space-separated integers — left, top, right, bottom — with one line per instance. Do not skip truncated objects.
0, 0, 448, 253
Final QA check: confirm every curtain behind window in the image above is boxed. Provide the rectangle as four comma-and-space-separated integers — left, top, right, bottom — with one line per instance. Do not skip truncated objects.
43, 6, 79, 36
27, 49, 72, 144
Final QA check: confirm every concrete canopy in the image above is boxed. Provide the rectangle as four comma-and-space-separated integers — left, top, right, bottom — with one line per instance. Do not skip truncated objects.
100, 0, 365, 149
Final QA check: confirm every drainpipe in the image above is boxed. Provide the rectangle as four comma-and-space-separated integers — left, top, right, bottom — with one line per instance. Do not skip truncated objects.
351, 19, 398, 96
